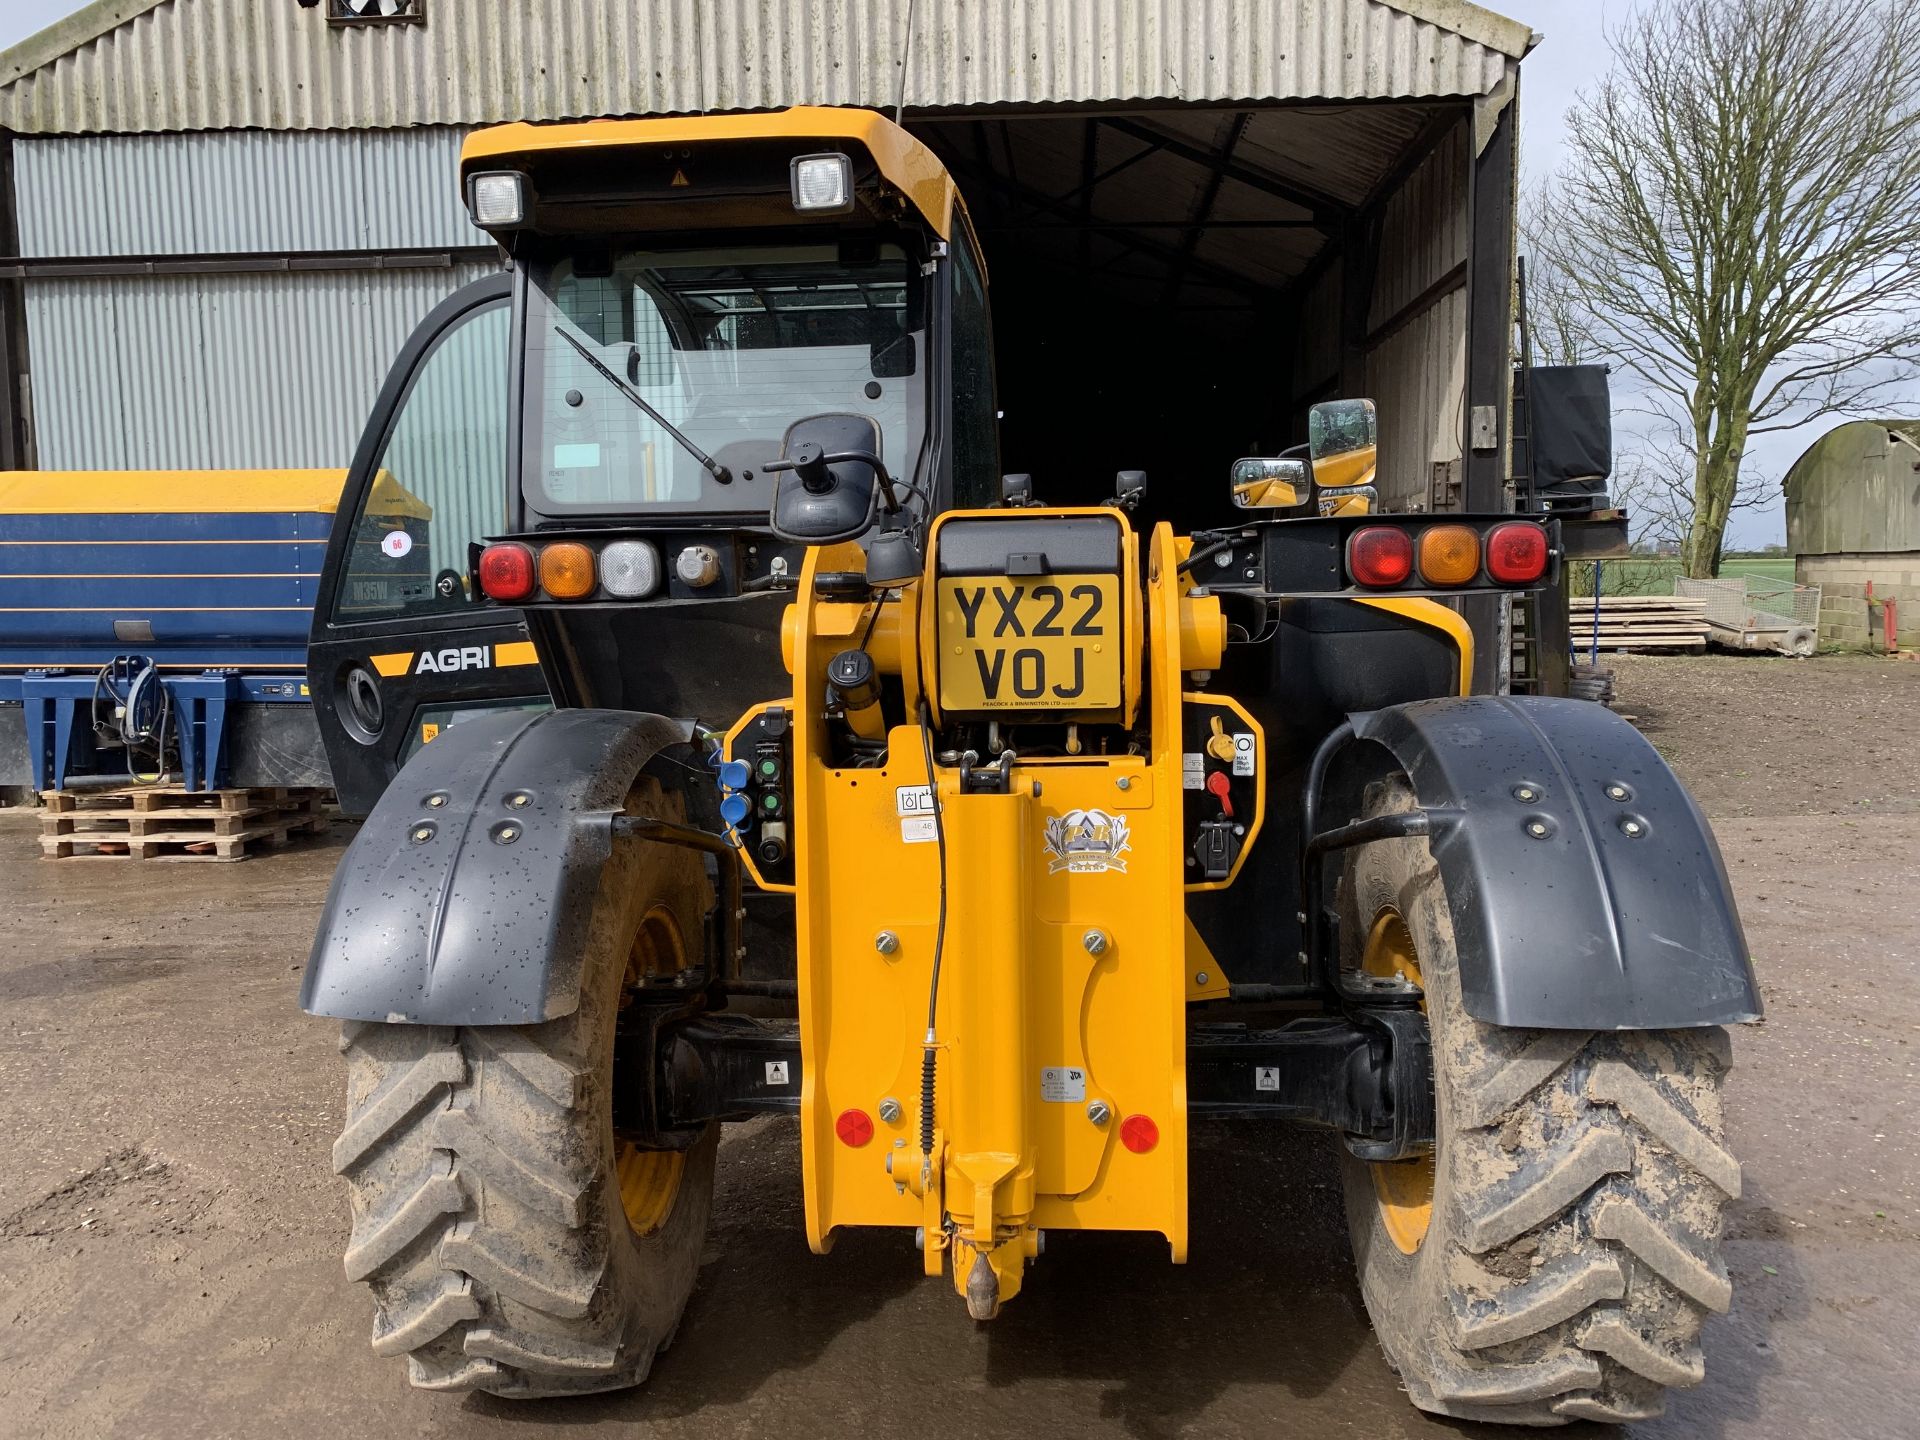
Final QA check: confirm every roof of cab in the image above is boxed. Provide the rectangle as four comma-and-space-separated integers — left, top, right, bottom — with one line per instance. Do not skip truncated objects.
461, 105, 962, 240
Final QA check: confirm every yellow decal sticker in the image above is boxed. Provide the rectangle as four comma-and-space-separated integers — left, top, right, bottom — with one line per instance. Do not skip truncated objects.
494, 641, 540, 667
369, 651, 414, 678
420, 722, 440, 744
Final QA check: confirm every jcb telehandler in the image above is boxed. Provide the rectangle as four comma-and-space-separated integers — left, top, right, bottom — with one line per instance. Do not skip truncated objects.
302, 108, 1758, 1426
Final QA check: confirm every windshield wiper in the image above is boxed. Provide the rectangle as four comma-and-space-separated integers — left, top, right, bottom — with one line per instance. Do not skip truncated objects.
552, 327, 733, 486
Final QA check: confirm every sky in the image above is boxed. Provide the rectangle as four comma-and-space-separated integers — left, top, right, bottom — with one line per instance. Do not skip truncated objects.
3, 1, 1912, 545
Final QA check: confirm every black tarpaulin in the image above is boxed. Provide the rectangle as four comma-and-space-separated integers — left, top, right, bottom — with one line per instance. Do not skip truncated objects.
1527, 365, 1613, 493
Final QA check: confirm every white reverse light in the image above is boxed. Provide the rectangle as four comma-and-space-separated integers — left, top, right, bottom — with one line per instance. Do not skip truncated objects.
599, 539, 662, 598
468, 171, 529, 228
790, 152, 854, 214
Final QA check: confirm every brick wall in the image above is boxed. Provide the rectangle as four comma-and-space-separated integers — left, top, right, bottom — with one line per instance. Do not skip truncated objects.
1797, 552, 1920, 649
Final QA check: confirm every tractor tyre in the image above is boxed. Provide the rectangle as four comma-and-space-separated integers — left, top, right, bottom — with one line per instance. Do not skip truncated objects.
330, 779, 718, 1397
1337, 776, 1740, 1426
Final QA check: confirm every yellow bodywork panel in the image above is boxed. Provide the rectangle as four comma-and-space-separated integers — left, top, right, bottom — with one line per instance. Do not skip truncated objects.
1354, 596, 1476, 696
462, 105, 963, 239
752, 515, 1192, 1310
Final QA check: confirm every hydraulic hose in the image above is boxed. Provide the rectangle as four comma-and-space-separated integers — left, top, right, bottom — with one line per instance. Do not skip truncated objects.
916, 697, 949, 1156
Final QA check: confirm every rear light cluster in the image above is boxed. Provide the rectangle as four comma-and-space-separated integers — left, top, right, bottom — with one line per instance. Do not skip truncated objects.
1346, 521, 1549, 589
477, 538, 665, 603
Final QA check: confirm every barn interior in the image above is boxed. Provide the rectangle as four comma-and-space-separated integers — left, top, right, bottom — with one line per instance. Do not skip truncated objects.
912, 102, 1493, 529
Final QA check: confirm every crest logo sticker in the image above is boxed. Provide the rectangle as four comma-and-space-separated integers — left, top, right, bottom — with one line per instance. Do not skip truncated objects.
1043, 808, 1131, 875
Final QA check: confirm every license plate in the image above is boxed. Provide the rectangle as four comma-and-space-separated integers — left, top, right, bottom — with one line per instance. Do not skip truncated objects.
935, 574, 1122, 711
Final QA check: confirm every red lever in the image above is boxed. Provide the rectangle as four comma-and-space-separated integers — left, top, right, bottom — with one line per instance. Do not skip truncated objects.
1205, 769, 1234, 818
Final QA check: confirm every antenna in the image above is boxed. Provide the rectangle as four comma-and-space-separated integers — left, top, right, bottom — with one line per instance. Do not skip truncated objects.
895, 0, 919, 125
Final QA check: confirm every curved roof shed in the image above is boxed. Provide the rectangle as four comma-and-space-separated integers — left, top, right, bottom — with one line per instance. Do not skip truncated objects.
1784, 419, 1920, 558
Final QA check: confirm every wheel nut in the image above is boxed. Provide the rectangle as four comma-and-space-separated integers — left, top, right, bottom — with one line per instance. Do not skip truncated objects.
1526, 820, 1550, 839
1513, 784, 1539, 803
878, 1097, 902, 1124
1606, 784, 1630, 801
1087, 1100, 1112, 1126
410, 824, 435, 844
424, 793, 447, 808
875, 930, 900, 955
1621, 818, 1645, 838
1082, 929, 1109, 955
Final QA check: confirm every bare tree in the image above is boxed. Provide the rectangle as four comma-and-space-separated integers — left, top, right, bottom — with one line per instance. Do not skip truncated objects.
1536, 0, 1920, 577
1517, 181, 1591, 369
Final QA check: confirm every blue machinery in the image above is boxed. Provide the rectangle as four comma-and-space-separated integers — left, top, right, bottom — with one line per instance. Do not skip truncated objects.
5, 664, 310, 792
0, 468, 384, 792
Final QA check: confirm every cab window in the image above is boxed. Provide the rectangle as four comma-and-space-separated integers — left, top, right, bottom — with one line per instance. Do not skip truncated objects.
948, 235, 999, 509
334, 299, 511, 620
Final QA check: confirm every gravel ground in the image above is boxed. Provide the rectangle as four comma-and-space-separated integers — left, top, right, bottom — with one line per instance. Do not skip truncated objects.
0, 655, 1914, 1439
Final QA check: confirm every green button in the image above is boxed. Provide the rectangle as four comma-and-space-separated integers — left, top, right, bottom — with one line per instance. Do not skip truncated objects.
762, 793, 782, 812
759, 758, 778, 777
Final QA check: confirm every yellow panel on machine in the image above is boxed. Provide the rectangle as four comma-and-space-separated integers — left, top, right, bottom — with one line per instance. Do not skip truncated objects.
725, 508, 1250, 1317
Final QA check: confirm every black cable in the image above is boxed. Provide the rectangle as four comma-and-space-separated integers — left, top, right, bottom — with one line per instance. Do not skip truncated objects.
916, 696, 948, 1156
1177, 533, 1245, 576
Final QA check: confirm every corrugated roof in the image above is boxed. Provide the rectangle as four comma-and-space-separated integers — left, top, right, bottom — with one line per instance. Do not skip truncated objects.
1783, 418, 1920, 557
0, 0, 1526, 137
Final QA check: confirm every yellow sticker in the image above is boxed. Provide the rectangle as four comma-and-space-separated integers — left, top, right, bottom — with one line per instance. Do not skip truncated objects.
369, 651, 414, 678
420, 722, 441, 744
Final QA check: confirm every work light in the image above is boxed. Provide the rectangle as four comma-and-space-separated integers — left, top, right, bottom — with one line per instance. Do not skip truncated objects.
790, 153, 854, 214
467, 170, 529, 228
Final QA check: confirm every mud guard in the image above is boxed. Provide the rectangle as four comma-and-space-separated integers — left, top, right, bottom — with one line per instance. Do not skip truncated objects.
1348, 696, 1761, 1030
300, 707, 685, 1025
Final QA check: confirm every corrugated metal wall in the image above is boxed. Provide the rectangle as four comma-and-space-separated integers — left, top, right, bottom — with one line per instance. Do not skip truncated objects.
12, 128, 478, 256
1366, 123, 1467, 511
1784, 420, 1920, 557
0, 0, 1522, 136
25, 261, 499, 471
1286, 120, 1468, 512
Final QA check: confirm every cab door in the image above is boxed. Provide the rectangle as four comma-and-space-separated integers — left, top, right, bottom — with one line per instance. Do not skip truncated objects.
309, 273, 549, 815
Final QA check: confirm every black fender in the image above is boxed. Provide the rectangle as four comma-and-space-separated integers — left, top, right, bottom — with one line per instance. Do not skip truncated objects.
300, 707, 686, 1025
1347, 696, 1761, 1030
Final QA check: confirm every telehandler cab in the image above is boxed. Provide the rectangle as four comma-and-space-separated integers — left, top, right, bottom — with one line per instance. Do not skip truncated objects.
303, 107, 1759, 1425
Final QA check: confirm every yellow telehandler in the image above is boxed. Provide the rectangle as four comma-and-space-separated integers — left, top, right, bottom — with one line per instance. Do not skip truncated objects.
303, 107, 1757, 1425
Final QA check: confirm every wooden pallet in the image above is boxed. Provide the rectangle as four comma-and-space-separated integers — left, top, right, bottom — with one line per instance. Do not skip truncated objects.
1575, 596, 1709, 653
38, 786, 330, 861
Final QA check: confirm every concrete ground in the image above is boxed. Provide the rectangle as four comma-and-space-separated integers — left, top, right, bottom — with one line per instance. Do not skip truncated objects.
0, 653, 1915, 1439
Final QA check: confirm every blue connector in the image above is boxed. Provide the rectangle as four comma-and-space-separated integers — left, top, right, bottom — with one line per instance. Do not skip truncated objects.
718, 759, 751, 790
719, 791, 753, 829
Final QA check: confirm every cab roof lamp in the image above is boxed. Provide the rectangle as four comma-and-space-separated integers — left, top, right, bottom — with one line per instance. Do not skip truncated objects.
468, 171, 529, 229
791, 152, 854, 215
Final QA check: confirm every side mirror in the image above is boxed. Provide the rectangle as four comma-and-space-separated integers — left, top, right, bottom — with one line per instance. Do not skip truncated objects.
768, 413, 883, 542
1230, 456, 1309, 509
1308, 398, 1378, 490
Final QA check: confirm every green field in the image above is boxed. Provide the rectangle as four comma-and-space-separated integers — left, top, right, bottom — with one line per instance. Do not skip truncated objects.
1568, 556, 1796, 597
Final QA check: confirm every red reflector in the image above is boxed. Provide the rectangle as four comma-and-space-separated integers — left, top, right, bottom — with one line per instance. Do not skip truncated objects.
1347, 526, 1414, 587
477, 543, 536, 602
1485, 522, 1549, 584
1119, 1114, 1160, 1154
835, 1108, 874, 1148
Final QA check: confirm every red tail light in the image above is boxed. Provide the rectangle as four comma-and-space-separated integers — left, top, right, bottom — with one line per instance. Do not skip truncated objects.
1347, 526, 1415, 587
477, 542, 537, 602
1485, 522, 1549, 584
